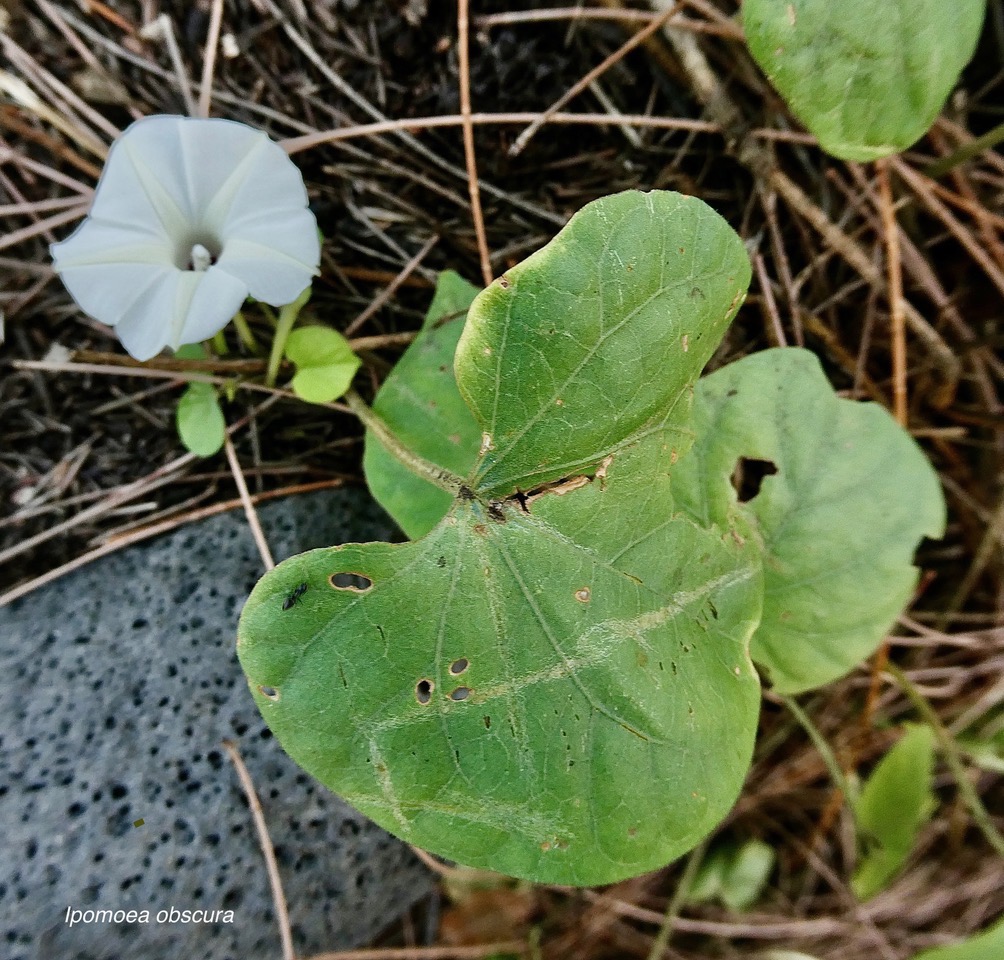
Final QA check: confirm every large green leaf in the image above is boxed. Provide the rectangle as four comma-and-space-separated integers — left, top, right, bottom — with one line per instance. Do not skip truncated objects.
743, 0, 986, 161
852, 724, 936, 900
457, 191, 749, 497
239, 190, 760, 885
363, 271, 482, 539
672, 348, 945, 694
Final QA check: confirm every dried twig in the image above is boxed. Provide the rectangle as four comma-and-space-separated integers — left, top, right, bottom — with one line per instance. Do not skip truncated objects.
223, 739, 296, 960
457, 0, 492, 286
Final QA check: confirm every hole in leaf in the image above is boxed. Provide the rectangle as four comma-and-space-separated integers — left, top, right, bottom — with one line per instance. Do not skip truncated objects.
574, 588, 590, 603
415, 679, 433, 704
330, 572, 373, 592
258, 685, 279, 701
449, 658, 469, 675
483, 716, 491, 729
449, 687, 471, 701
731, 457, 778, 503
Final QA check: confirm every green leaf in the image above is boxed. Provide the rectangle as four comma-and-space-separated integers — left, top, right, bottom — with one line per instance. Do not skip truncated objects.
852, 724, 936, 900
672, 348, 946, 694
176, 381, 225, 457
285, 326, 361, 404
363, 271, 482, 539
239, 190, 760, 885
760, 953, 824, 960
687, 839, 774, 911
174, 343, 207, 361
958, 721, 1004, 774
909, 916, 1004, 960
743, 0, 986, 161
720, 838, 774, 911
457, 191, 749, 498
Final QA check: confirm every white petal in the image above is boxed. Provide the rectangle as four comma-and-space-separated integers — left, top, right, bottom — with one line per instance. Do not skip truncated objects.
51, 216, 173, 269
215, 208, 319, 305
86, 117, 191, 240
114, 268, 249, 360
208, 134, 310, 231
172, 267, 248, 347
173, 117, 270, 218
55, 262, 173, 336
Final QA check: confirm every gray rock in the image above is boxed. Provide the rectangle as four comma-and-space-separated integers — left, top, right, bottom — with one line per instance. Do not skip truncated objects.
0, 489, 432, 960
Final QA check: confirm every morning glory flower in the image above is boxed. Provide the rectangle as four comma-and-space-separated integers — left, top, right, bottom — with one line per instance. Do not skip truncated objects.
51, 115, 320, 361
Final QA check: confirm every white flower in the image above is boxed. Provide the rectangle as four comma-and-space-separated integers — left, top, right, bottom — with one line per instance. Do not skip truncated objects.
51, 115, 320, 361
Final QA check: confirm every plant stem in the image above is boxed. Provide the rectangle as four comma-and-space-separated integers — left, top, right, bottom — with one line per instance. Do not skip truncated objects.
211, 329, 228, 356
266, 303, 298, 387
780, 694, 857, 827
925, 120, 1004, 178
646, 840, 706, 960
885, 661, 1004, 857
344, 389, 466, 497
232, 310, 261, 353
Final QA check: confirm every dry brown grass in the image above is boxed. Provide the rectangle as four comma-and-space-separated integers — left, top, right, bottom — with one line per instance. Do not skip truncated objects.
1, 1, 1002, 957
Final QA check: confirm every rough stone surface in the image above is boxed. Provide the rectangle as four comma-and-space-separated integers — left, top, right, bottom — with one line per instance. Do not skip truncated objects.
0, 490, 431, 960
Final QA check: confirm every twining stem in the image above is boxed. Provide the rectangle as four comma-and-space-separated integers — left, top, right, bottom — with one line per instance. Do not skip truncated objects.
925, 120, 1004, 178
344, 389, 467, 497
645, 839, 706, 960
885, 662, 1004, 857
265, 299, 301, 387
780, 694, 858, 829
232, 310, 261, 354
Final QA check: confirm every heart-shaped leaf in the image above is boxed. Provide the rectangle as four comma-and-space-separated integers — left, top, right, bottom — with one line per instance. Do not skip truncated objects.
285, 325, 361, 404
744, 0, 986, 161
671, 348, 946, 693
238, 191, 760, 885
363, 270, 482, 539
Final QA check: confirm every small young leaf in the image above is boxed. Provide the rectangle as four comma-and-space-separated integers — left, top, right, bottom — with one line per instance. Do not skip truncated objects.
719, 838, 775, 911
672, 348, 946, 693
852, 724, 937, 900
285, 326, 361, 404
743, 0, 986, 161
957, 723, 1004, 774
760, 953, 824, 960
687, 839, 775, 911
363, 271, 482, 539
175, 343, 207, 361
909, 915, 1004, 960
176, 381, 225, 457
239, 191, 760, 886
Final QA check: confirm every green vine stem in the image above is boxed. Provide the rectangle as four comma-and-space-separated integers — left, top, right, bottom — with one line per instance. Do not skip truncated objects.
232, 310, 261, 354
885, 661, 1004, 857
344, 389, 466, 498
646, 839, 707, 960
925, 120, 1004, 178
265, 302, 298, 387
780, 694, 858, 828
265, 288, 312, 387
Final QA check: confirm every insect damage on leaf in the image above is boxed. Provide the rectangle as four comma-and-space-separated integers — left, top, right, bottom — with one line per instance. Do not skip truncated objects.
238, 191, 762, 887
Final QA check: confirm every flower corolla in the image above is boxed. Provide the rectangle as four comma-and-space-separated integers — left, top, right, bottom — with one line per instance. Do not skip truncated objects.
51, 115, 320, 360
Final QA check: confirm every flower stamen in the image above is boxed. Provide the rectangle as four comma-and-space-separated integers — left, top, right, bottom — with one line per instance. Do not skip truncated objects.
189, 243, 214, 273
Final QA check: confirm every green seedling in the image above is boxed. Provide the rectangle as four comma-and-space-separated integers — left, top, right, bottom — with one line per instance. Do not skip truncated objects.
237, 190, 945, 886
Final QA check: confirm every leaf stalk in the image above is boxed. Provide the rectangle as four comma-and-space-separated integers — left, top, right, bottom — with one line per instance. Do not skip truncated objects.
344, 389, 467, 497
